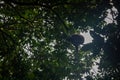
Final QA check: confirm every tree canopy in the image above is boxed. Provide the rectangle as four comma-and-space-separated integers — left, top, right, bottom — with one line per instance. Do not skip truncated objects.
0, 0, 120, 80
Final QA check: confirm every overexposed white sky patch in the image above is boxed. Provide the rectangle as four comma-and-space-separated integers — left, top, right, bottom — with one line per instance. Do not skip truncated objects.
81, 31, 93, 44
104, 6, 118, 24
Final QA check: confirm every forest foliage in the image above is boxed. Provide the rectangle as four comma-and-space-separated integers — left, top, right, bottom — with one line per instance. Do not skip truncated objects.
0, 0, 120, 80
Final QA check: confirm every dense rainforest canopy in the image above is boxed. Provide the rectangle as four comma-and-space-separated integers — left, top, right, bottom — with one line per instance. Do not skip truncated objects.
0, 0, 120, 80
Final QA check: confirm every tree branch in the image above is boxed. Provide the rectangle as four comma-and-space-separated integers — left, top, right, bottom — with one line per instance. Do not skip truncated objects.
50, 8, 68, 33
8, 3, 34, 28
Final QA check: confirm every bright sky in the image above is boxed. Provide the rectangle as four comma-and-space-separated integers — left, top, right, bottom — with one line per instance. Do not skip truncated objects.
81, 31, 93, 44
